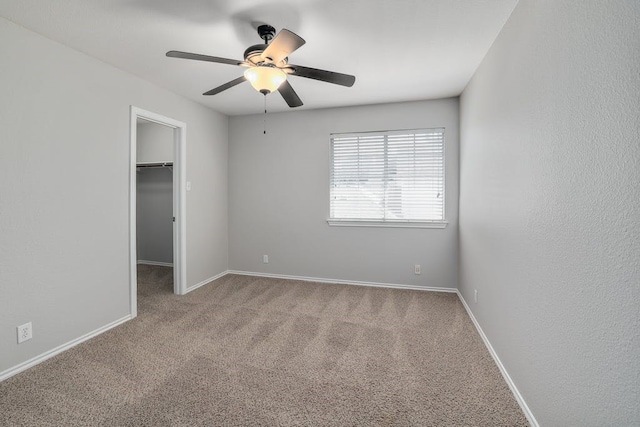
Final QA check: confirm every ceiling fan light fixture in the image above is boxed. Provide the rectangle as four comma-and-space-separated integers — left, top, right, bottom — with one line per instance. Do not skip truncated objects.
244, 66, 286, 95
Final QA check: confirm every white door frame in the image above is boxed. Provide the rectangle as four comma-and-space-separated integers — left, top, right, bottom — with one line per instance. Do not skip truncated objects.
129, 106, 187, 317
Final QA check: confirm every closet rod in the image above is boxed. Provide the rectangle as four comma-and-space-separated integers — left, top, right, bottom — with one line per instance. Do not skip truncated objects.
136, 162, 173, 169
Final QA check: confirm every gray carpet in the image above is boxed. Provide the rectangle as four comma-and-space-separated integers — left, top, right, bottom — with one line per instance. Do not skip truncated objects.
0, 266, 528, 426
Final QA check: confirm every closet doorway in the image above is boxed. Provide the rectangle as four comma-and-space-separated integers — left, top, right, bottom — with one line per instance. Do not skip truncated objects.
129, 107, 186, 318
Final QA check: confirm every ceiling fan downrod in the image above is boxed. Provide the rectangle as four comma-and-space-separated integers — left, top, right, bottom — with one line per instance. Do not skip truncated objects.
257, 24, 276, 45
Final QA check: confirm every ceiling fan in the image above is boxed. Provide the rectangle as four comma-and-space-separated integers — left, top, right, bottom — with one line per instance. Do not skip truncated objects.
166, 25, 356, 108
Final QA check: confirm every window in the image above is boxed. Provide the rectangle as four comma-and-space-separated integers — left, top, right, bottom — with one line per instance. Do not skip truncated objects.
329, 128, 445, 228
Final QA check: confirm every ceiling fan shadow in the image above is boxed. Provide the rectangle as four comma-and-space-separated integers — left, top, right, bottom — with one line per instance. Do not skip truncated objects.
229, 3, 302, 47
122, 0, 232, 25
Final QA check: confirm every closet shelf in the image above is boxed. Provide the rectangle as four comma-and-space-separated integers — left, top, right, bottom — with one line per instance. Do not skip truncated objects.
136, 161, 173, 169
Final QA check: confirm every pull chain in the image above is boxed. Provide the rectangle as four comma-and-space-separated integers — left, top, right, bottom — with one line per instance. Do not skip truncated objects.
263, 94, 267, 135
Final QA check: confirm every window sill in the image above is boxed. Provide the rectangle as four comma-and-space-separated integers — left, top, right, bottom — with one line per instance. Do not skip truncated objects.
326, 220, 448, 229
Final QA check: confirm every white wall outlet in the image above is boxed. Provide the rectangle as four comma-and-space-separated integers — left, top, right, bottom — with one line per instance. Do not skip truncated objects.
414, 264, 421, 275
263, 254, 269, 264
17, 322, 32, 344
474, 289, 478, 304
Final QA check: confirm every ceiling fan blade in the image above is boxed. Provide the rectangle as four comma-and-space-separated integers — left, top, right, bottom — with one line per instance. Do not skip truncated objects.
286, 64, 355, 87
203, 76, 246, 96
166, 50, 245, 67
278, 80, 303, 108
261, 29, 306, 64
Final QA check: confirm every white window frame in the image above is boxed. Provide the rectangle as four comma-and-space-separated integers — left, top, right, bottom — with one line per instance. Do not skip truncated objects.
327, 128, 447, 229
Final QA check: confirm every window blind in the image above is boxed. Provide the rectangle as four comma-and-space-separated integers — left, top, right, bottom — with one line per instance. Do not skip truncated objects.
329, 128, 444, 223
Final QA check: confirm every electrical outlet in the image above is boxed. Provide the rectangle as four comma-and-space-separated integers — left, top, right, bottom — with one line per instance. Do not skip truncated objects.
474, 289, 478, 304
414, 264, 421, 275
263, 255, 269, 264
17, 322, 32, 344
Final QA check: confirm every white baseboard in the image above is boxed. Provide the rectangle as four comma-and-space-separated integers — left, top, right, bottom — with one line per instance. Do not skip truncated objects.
137, 260, 173, 267
456, 292, 539, 427
0, 315, 132, 382
227, 270, 457, 293
185, 270, 229, 294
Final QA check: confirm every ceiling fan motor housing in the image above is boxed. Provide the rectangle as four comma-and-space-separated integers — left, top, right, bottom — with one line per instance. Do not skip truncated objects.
244, 44, 288, 67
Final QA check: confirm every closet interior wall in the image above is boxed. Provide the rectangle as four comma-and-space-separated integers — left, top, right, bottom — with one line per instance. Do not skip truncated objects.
136, 120, 174, 266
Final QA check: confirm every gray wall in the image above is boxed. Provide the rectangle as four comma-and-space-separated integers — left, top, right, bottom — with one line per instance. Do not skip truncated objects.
136, 168, 173, 264
0, 17, 228, 373
229, 99, 459, 288
459, 0, 640, 424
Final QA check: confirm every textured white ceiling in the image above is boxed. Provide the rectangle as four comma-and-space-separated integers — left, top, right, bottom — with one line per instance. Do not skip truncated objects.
0, 0, 518, 116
